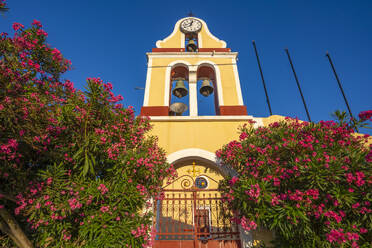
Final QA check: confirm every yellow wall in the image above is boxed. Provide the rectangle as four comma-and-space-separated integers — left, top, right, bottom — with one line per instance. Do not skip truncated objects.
156, 30, 183, 48
261, 115, 286, 126
149, 119, 247, 154
199, 25, 226, 48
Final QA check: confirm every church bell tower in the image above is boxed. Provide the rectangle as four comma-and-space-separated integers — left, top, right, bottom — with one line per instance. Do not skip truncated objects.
141, 16, 248, 117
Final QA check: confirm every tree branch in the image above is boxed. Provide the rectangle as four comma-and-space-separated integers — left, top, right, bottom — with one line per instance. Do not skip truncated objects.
0, 218, 23, 247
0, 208, 33, 248
0, 192, 16, 203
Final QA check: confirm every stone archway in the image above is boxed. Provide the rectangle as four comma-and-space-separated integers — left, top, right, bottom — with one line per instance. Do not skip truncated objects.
167, 148, 236, 178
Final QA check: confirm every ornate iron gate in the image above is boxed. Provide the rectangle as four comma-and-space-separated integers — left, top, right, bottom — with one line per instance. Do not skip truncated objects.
153, 187, 241, 248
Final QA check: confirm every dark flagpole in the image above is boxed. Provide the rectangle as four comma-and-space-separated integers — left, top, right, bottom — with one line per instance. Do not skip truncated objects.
285, 48, 312, 122
325, 52, 355, 121
252, 40, 273, 115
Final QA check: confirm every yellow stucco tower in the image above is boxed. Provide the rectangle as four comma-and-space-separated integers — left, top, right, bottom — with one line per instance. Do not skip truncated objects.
142, 16, 275, 248
141, 16, 259, 153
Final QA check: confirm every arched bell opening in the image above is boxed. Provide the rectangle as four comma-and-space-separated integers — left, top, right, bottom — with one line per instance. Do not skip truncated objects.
169, 65, 189, 116
185, 33, 198, 52
197, 65, 219, 116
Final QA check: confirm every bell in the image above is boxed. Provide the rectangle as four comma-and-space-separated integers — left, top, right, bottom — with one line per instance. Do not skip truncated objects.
186, 39, 197, 52
199, 79, 214, 97
172, 78, 188, 98
169, 102, 188, 116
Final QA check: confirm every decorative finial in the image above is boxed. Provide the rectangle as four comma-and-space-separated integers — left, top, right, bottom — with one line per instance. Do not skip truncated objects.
187, 161, 201, 178
188, 11, 194, 17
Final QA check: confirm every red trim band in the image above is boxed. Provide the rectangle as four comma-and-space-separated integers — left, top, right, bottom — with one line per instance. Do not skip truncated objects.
219, 106, 247, 115
140, 106, 169, 116
152, 48, 185, 52
198, 48, 231, 52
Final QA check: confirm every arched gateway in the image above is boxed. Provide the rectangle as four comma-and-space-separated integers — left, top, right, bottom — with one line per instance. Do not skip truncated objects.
153, 157, 240, 248
140, 16, 266, 247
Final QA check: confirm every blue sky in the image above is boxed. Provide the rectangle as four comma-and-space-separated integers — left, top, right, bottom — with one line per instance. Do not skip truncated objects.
1, 0, 371, 133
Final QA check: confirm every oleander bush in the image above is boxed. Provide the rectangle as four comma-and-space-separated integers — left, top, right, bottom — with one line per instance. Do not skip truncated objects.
217, 118, 371, 248
0, 0, 7, 11
0, 21, 175, 247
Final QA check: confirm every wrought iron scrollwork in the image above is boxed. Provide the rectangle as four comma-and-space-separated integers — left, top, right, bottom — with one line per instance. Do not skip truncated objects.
181, 178, 193, 189
163, 174, 195, 189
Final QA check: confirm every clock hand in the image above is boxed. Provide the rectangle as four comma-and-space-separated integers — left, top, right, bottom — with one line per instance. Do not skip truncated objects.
186, 20, 193, 27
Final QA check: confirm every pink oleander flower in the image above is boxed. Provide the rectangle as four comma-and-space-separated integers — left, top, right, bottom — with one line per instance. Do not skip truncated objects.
0, 0, 6, 8
97, 183, 108, 194
352, 203, 360, 209
239, 132, 248, 141
63, 233, 71, 241
358, 110, 372, 121
346, 232, 359, 241
271, 194, 280, 206
229, 176, 239, 185
100, 205, 109, 213
326, 228, 346, 244
32, 20, 42, 28
46, 177, 53, 185
359, 228, 367, 234
366, 149, 372, 162
245, 183, 260, 199
68, 198, 82, 210
273, 177, 280, 186
324, 211, 342, 223
12, 22, 24, 31
240, 216, 257, 231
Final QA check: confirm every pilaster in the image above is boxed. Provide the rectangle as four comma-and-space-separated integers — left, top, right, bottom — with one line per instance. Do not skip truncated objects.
188, 66, 198, 116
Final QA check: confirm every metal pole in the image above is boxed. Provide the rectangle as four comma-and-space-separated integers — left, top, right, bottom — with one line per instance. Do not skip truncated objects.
325, 52, 356, 121
285, 48, 312, 122
252, 40, 273, 115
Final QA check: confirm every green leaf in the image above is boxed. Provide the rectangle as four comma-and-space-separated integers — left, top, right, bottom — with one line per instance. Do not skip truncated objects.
89, 153, 96, 174
82, 152, 89, 176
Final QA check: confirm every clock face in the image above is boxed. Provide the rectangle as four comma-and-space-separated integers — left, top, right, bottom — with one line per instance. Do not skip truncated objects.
180, 18, 202, 33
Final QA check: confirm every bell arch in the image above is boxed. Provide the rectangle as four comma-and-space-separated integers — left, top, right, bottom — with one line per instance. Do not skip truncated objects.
197, 64, 218, 115
169, 64, 189, 116
196, 61, 224, 109
164, 61, 192, 116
